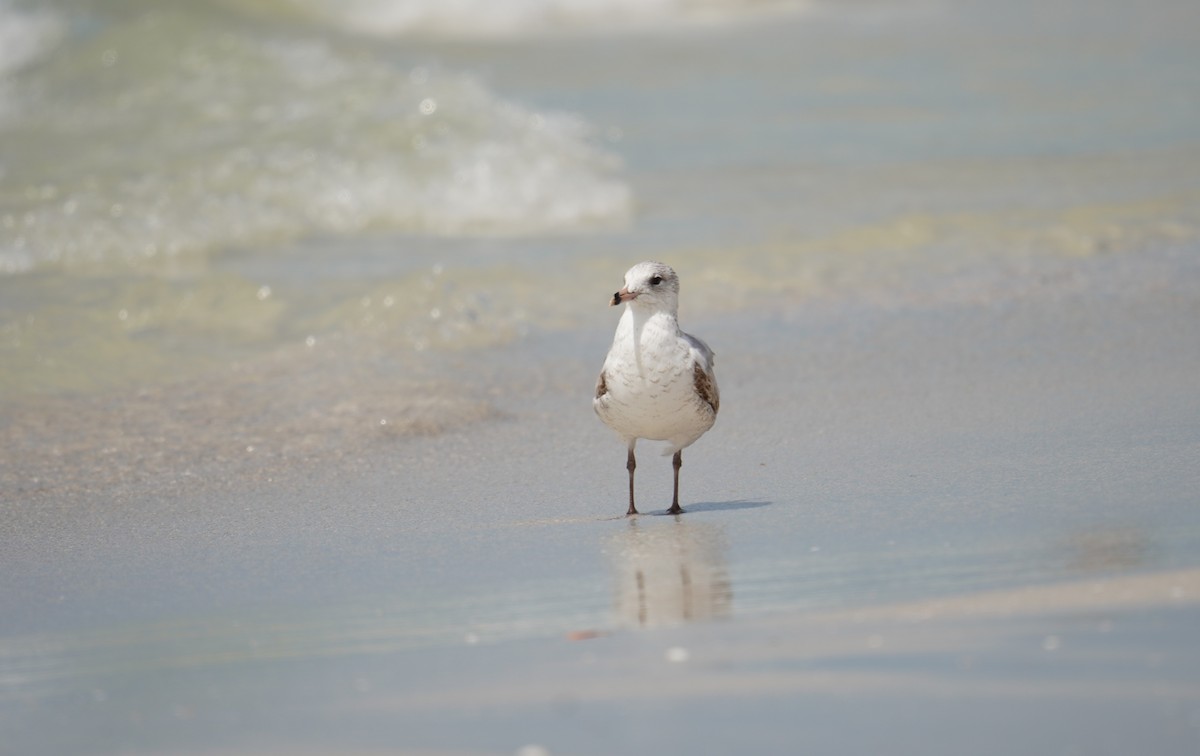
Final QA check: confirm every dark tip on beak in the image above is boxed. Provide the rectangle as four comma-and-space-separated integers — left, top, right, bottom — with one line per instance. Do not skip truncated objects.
610, 287, 634, 306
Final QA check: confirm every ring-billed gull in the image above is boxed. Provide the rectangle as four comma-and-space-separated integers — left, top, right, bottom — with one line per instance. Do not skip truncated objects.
594, 261, 719, 516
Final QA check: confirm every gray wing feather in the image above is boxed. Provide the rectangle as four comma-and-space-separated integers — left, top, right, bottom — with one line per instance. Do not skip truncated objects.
681, 331, 715, 372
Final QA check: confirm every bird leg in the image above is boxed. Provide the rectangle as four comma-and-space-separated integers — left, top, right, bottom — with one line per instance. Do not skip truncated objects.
626, 447, 638, 516
667, 450, 685, 515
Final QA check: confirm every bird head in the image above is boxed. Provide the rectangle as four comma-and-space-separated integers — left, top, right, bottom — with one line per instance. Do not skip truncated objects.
610, 261, 680, 313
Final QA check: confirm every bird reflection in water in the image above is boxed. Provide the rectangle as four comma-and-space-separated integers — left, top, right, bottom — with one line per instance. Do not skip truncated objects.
608, 520, 732, 628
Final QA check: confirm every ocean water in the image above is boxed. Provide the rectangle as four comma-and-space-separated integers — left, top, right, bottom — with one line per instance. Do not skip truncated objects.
2, 0, 1199, 490
5, 4, 1200, 751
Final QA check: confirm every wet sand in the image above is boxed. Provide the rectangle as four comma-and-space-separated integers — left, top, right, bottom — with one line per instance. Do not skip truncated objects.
4, 1, 1200, 752
3, 242, 1200, 754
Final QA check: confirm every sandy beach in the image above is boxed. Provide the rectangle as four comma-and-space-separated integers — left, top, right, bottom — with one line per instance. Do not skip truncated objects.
3, 0, 1200, 753
5, 241, 1200, 754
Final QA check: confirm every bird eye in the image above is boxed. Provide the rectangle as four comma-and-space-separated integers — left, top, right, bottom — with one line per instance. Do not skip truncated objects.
650, 276, 662, 286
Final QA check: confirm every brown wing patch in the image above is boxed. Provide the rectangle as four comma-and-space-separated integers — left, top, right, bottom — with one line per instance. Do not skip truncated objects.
595, 370, 608, 400
693, 362, 719, 414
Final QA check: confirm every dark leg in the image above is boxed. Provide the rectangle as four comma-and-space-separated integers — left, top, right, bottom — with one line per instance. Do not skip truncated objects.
626, 446, 638, 516
666, 450, 685, 515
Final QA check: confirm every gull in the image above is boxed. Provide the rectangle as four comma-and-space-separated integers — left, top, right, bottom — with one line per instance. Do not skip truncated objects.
594, 261, 719, 516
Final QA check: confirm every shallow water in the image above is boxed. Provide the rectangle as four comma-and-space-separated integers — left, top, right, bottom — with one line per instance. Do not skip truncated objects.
3, 0, 1200, 504
4, 239, 1200, 751
3, 0, 1200, 753
3, 0, 1199, 401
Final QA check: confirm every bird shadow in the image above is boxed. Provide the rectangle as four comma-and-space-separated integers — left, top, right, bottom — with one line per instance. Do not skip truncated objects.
651, 499, 772, 516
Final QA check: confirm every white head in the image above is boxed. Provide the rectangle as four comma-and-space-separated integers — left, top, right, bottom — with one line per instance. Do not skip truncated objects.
610, 261, 680, 314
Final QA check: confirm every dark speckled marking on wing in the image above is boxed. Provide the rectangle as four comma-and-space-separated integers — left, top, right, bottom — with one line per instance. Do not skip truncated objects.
595, 370, 608, 400
693, 361, 719, 414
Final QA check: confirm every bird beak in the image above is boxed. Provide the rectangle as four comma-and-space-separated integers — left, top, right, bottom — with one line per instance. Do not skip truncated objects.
610, 287, 635, 306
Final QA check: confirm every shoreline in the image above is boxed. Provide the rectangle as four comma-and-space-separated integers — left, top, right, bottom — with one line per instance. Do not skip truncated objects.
4, 240, 1200, 752
3, 1, 1200, 751
4, 238, 1198, 622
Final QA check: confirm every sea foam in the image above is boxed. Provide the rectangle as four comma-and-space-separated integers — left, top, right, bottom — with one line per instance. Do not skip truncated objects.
275, 0, 807, 38
0, 10, 630, 274
0, 1, 62, 77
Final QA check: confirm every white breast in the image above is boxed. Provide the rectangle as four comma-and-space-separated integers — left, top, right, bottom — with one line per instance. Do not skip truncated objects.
595, 309, 716, 452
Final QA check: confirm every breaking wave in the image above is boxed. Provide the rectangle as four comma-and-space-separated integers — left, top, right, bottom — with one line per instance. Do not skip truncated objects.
0, 5, 630, 274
